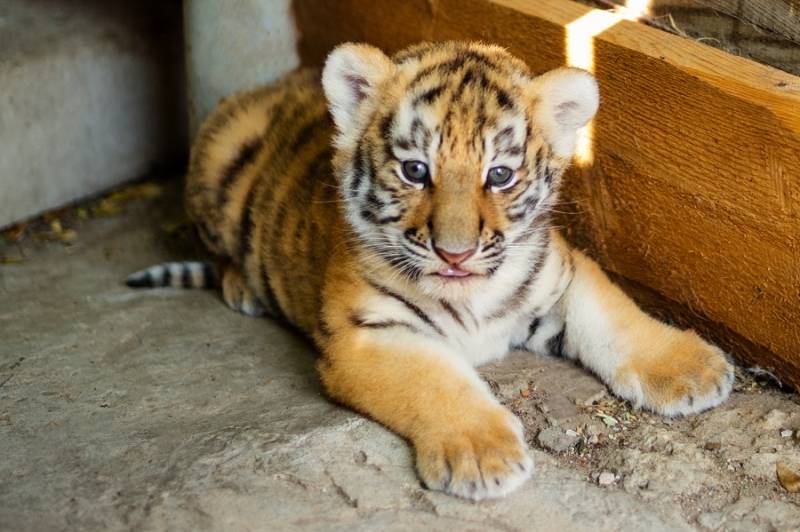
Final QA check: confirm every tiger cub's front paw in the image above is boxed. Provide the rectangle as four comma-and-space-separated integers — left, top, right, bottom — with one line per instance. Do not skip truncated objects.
415, 407, 533, 501
616, 330, 735, 417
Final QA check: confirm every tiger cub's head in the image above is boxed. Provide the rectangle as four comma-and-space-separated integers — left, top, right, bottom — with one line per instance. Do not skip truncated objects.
322, 41, 598, 300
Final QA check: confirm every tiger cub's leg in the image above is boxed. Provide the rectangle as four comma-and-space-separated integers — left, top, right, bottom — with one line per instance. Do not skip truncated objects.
528, 235, 734, 417
221, 265, 266, 317
318, 307, 532, 500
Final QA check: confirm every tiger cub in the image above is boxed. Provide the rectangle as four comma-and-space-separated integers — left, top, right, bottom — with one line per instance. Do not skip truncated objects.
128, 42, 734, 500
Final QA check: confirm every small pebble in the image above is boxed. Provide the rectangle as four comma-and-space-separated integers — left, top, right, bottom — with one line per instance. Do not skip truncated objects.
598, 471, 616, 486
780, 429, 793, 439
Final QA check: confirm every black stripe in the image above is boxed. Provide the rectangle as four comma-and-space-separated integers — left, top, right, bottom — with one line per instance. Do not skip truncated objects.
404, 229, 429, 251
125, 272, 153, 288
544, 166, 557, 185
378, 249, 424, 280
497, 146, 523, 158
440, 300, 466, 329
451, 68, 476, 101
547, 327, 565, 357
526, 317, 541, 342
181, 265, 193, 288
409, 50, 499, 88
414, 84, 446, 105
349, 314, 419, 333
361, 206, 402, 225
508, 181, 532, 202
493, 127, 514, 149
380, 111, 395, 141
202, 263, 216, 288
260, 262, 287, 322
162, 266, 172, 288
380, 112, 397, 162
464, 307, 480, 328
376, 214, 403, 224
487, 250, 547, 320
507, 189, 542, 222
409, 118, 432, 152
351, 141, 367, 197
290, 119, 320, 152
238, 185, 257, 262
365, 189, 385, 211
495, 88, 513, 109
402, 244, 427, 259
367, 280, 444, 336
216, 137, 261, 206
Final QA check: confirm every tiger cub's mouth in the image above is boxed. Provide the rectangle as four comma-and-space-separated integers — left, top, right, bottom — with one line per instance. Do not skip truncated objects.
435, 266, 475, 279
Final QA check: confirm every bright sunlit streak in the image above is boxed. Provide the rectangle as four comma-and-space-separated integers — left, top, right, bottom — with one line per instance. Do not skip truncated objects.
565, 1, 651, 166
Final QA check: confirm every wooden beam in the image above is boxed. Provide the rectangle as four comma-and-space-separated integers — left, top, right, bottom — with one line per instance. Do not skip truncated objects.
293, 0, 800, 388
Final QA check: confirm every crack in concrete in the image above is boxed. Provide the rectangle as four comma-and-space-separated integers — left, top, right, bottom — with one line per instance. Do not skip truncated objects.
324, 470, 358, 509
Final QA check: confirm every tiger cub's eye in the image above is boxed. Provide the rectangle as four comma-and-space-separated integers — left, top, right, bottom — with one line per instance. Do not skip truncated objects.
487, 166, 515, 189
400, 160, 430, 186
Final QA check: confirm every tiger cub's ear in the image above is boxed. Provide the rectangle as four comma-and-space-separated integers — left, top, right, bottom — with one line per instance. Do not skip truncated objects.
322, 43, 396, 136
529, 67, 599, 158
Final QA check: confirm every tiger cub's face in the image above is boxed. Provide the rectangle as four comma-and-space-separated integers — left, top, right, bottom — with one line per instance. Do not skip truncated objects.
323, 42, 598, 300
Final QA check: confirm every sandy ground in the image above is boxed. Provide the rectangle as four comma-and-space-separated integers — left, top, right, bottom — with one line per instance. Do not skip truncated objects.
2, 178, 799, 531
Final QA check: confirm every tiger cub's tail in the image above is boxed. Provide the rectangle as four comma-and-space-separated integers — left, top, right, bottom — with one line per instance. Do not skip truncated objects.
125, 261, 217, 289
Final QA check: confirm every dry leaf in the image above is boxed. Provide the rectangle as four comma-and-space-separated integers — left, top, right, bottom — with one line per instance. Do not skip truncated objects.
90, 182, 163, 218
596, 412, 618, 427
92, 198, 122, 217
57, 229, 77, 244
106, 182, 162, 203
777, 461, 800, 493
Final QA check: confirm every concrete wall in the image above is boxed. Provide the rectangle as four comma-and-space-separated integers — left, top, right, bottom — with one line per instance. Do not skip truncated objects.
0, 0, 301, 228
0, 1, 186, 229
184, 0, 299, 137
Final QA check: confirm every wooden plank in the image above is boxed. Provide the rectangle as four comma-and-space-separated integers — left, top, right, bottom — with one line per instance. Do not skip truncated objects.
293, 0, 800, 388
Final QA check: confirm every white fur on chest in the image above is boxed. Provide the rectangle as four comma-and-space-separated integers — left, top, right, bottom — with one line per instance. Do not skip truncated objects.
359, 235, 568, 367
443, 312, 522, 365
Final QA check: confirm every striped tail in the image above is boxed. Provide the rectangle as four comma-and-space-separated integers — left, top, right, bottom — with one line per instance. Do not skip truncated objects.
125, 261, 217, 289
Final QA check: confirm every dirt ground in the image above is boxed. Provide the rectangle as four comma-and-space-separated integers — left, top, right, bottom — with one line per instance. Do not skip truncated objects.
488, 353, 800, 530
2, 178, 799, 531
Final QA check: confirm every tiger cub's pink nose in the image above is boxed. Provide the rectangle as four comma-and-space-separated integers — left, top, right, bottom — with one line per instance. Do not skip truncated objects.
434, 244, 477, 266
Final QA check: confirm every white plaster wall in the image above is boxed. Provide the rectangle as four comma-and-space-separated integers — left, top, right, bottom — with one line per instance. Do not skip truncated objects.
184, 0, 300, 137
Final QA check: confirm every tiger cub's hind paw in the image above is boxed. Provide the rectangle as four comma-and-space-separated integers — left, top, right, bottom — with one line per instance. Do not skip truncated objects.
616, 330, 735, 417
222, 267, 266, 317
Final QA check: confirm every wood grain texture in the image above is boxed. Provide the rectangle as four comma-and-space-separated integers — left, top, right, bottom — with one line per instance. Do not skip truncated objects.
293, 0, 800, 388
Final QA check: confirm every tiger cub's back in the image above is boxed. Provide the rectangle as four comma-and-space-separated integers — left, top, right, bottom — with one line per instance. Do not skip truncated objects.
185, 68, 342, 332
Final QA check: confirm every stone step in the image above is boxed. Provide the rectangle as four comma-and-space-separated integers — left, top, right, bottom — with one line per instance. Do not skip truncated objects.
0, 0, 185, 228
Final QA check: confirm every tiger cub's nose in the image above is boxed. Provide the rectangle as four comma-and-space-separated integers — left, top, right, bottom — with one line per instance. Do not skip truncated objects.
434, 244, 478, 266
